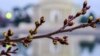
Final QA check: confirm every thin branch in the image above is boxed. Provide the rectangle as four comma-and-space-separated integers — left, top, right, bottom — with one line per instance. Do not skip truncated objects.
0, 0, 97, 44
0, 1, 100, 56
0, 18, 99, 43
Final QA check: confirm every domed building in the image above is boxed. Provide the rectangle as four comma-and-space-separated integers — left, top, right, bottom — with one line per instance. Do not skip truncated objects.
19, 0, 96, 56
32, 0, 80, 24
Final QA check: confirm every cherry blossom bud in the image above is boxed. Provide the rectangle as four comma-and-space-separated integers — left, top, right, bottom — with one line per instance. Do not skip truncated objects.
83, 0, 87, 8
7, 29, 13, 36
40, 16, 45, 24
68, 22, 74, 26
3, 32, 10, 40
64, 19, 67, 26
29, 29, 33, 35
35, 21, 40, 27
53, 39, 57, 45
68, 15, 74, 20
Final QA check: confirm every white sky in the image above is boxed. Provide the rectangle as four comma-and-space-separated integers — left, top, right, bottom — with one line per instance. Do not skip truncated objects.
0, 0, 100, 17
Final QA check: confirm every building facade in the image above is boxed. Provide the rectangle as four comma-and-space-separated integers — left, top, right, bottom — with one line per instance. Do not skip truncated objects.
18, 0, 97, 56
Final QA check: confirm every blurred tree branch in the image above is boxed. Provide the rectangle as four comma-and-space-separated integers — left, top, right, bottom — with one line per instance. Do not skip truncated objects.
0, 0, 100, 56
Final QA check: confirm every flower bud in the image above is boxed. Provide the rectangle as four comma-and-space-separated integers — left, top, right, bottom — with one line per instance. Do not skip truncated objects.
64, 19, 67, 26
53, 39, 57, 45
27, 35, 33, 41
68, 15, 74, 20
7, 29, 13, 36
68, 22, 74, 26
40, 16, 45, 24
35, 21, 40, 27
83, 0, 87, 8
59, 40, 66, 45
29, 29, 33, 35
3, 32, 10, 40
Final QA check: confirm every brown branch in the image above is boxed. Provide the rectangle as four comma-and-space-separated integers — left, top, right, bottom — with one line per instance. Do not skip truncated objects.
0, 0, 100, 56
0, 0, 97, 44
0, 18, 99, 43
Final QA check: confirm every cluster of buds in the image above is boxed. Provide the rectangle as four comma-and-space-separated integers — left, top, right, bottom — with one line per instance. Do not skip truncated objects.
22, 16, 45, 47
1, 29, 18, 56
63, 0, 90, 28
3, 29, 13, 40
64, 18, 74, 26
0, 47, 18, 56
2, 29, 16, 47
75, 0, 90, 18
65, 0, 90, 26
2, 29, 17, 48
82, 0, 90, 14
29, 16, 45, 35
0, 1, 100, 56
52, 36, 68, 45
88, 16, 100, 28
35, 16, 45, 28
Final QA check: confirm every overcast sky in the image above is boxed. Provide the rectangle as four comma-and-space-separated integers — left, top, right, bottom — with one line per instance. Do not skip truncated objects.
0, 0, 100, 17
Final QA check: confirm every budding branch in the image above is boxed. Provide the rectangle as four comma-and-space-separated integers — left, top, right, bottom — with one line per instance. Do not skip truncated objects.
0, 0, 100, 56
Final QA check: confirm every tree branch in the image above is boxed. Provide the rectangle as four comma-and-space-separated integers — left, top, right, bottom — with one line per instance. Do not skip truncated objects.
0, 18, 99, 43
0, 0, 100, 56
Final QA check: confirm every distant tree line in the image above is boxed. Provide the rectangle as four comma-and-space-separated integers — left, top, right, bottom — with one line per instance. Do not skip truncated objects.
0, 4, 34, 28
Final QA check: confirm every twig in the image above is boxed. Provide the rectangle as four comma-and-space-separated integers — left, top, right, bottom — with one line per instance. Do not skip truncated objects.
0, 1, 100, 56
0, 18, 99, 43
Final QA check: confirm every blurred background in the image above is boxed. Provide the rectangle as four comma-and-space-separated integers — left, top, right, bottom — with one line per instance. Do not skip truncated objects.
0, 0, 100, 56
